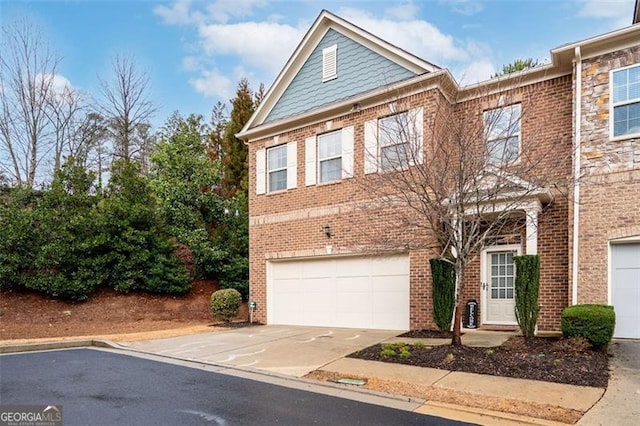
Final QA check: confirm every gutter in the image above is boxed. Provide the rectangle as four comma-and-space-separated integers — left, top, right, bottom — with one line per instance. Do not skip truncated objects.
571, 46, 582, 306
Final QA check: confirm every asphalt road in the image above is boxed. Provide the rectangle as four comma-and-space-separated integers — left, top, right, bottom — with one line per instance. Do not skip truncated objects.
0, 349, 471, 426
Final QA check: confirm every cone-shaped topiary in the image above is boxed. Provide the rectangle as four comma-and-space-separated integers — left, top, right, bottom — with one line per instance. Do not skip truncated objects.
430, 258, 456, 331
514, 255, 540, 339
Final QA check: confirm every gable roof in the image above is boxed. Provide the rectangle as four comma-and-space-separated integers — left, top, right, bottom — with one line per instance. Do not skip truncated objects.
239, 10, 439, 136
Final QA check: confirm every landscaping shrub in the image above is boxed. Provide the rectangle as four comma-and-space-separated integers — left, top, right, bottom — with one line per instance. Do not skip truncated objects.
430, 258, 455, 331
513, 255, 540, 339
561, 304, 615, 348
210, 288, 242, 322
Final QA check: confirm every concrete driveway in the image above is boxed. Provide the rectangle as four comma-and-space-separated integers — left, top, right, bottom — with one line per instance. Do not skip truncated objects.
578, 339, 640, 425
122, 325, 399, 377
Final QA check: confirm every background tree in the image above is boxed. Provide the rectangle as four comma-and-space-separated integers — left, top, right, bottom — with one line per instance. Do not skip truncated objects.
98, 54, 155, 164
360, 85, 570, 345
493, 58, 540, 77
219, 79, 257, 197
0, 19, 61, 186
150, 112, 226, 278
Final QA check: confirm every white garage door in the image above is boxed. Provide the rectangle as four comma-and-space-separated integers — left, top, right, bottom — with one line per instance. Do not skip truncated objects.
268, 255, 409, 330
611, 243, 640, 339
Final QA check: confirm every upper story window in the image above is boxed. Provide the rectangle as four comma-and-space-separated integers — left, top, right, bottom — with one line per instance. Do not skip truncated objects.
255, 141, 297, 195
379, 112, 411, 171
484, 103, 521, 165
304, 126, 354, 186
611, 64, 640, 138
318, 130, 342, 183
364, 107, 424, 174
322, 44, 337, 82
268, 145, 287, 192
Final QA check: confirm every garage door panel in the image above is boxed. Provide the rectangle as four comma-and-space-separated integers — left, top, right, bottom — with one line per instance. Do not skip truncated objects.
372, 275, 408, 293
335, 257, 371, 277
611, 243, 640, 339
372, 256, 409, 276
273, 262, 301, 279
302, 260, 334, 279
269, 255, 409, 330
336, 276, 370, 293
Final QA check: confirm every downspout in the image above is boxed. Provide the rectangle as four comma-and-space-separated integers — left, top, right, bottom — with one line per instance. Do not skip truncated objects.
571, 46, 582, 305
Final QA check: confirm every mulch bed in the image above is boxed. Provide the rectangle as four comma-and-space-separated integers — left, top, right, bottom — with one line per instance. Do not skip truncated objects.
348, 334, 610, 388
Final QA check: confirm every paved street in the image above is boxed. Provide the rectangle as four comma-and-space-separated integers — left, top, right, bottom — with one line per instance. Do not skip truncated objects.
0, 348, 469, 425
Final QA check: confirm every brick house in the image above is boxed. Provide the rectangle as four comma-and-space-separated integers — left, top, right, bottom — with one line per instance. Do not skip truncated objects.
237, 8, 640, 338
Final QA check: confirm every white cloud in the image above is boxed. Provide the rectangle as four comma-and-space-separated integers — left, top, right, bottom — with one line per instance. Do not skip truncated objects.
189, 68, 234, 99
441, 0, 484, 16
455, 59, 495, 85
578, 0, 634, 28
197, 21, 306, 74
338, 7, 468, 63
385, 2, 419, 20
154, 0, 199, 25
204, 0, 268, 24
36, 73, 73, 94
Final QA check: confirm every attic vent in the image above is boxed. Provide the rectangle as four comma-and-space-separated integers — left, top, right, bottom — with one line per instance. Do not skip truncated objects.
322, 44, 337, 82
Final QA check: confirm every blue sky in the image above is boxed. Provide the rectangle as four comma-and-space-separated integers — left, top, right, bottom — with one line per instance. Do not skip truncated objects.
2, 0, 636, 130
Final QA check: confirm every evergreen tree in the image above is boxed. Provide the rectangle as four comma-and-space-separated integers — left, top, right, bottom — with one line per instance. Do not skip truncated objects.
220, 79, 256, 197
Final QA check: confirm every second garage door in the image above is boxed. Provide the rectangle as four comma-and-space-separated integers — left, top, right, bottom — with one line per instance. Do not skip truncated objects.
611, 243, 640, 339
268, 255, 409, 330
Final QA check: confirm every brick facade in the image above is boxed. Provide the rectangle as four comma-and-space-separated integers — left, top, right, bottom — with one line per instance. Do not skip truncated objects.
248, 76, 574, 331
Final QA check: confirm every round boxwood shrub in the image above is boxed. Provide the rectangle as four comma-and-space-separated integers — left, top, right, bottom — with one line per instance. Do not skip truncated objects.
210, 288, 242, 323
561, 304, 615, 348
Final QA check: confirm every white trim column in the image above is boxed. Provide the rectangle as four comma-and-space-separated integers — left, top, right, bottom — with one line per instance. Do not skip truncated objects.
525, 203, 541, 255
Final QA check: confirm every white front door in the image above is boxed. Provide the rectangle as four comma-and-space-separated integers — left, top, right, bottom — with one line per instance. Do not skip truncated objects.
482, 245, 520, 325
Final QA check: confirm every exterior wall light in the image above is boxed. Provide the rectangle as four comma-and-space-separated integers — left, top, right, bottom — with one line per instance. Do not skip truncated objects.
323, 224, 331, 238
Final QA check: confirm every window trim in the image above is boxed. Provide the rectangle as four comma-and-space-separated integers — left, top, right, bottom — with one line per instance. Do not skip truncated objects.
484, 103, 522, 166
609, 63, 640, 141
267, 144, 287, 193
317, 129, 342, 184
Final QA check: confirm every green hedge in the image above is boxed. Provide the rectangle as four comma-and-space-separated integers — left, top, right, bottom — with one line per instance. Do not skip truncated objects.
561, 304, 615, 348
430, 258, 456, 331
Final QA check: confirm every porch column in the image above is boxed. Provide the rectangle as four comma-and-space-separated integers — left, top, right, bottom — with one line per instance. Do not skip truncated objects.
525, 205, 540, 255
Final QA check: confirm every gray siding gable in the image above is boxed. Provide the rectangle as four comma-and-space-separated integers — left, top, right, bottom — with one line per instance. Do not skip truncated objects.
265, 29, 418, 123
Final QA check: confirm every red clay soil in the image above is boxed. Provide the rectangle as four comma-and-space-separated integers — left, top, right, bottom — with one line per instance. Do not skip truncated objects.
0, 280, 248, 341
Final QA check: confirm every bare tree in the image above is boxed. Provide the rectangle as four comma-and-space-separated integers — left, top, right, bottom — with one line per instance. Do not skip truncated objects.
44, 85, 87, 171
0, 20, 61, 186
98, 54, 155, 163
359, 81, 571, 345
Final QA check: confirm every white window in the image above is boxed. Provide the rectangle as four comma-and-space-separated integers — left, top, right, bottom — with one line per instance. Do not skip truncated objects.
484, 103, 521, 165
305, 127, 354, 186
322, 44, 337, 82
268, 145, 287, 192
379, 112, 411, 170
611, 65, 640, 138
318, 130, 342, 183
364, 107, 424, 174
256, 141, 297, 195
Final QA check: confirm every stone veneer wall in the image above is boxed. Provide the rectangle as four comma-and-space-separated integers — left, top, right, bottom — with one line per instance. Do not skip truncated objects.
575, 46, 640, 304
